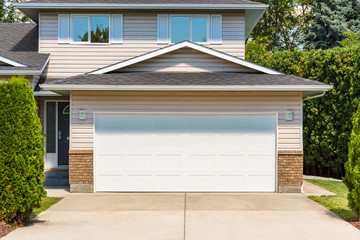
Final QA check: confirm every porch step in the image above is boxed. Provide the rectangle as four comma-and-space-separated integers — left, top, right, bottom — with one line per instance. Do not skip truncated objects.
43, 169, 69, 186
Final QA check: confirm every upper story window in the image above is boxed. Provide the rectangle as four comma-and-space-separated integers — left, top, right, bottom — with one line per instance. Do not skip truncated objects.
158, 14, 222, 45
58, 14, 123, 44
171, 16, 209, 43
73, 15, 110, 43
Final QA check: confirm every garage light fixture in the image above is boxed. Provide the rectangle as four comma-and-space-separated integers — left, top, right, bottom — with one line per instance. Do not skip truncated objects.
78, 109, 87, 120
286, 110, 294, 121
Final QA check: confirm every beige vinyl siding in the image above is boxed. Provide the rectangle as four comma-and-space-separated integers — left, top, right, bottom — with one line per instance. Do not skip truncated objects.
118, 48, 255, 72
70, 91, 303, 151
39, 11, 245, 79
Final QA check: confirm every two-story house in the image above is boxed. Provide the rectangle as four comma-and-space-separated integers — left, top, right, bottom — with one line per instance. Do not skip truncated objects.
0, 0, 331, 193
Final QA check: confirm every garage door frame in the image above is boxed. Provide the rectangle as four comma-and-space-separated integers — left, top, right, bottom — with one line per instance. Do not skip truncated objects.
93, 111, 278, 192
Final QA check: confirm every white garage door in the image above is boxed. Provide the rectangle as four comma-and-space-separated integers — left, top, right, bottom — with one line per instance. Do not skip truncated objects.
94, 113, 276, 192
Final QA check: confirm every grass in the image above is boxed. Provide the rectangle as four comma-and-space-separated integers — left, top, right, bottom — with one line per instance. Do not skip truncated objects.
30, 197, 63, 218
306, 179, 357, 221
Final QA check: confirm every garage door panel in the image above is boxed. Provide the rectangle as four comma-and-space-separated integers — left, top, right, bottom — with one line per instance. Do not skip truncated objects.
153, 155, 182, 169
95, 113, 276, 192
214, 155, 245, 170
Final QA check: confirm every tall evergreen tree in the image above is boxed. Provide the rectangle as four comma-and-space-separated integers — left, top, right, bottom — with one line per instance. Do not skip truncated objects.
305, 0, 360, 49
250, 0, 314, 51
0, 0, 28, 23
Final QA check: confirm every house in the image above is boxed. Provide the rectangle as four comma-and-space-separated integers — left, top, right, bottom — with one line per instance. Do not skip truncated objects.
0, 0, 331, 193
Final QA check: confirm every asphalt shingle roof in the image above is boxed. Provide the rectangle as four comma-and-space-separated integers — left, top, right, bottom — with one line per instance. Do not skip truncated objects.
19, 0, 265, 5
45, 72, 328, 86
0, 23, 49, 72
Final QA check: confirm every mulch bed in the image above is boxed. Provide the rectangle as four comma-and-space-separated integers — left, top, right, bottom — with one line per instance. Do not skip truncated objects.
0, 221, 16, 238
349, 219, 360, 231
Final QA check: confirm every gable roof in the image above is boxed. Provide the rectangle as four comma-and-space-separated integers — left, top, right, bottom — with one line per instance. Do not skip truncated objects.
89, 41, 283, 75
0, 23, 50, 75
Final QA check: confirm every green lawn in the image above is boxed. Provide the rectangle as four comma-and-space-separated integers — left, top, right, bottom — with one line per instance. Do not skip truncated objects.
30, 197, 63, 218
306, 179, 357, 221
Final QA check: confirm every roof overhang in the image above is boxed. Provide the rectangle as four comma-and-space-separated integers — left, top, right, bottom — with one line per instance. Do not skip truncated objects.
14, 3, 268, 30
0, 55, 50, 75
0, 56, 28, 67
40, 83, 332, 99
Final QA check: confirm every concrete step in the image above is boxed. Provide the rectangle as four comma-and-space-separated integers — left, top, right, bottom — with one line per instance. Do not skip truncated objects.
43, 169, 69, 186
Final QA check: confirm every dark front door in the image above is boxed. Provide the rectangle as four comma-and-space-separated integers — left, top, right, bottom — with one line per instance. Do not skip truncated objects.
58, 102, 70, 165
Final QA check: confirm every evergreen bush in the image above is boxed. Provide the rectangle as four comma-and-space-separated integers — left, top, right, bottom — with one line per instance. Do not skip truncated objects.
0, 76, 46, 224
247, 43, 360, 177
343, 103, 360, 217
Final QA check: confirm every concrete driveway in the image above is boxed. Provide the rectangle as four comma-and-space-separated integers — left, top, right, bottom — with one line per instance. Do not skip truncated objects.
4, 193, 360, 240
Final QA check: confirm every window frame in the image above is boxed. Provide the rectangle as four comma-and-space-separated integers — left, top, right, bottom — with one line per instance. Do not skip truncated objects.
169, 14, 211, 44
70, 14, 112, 45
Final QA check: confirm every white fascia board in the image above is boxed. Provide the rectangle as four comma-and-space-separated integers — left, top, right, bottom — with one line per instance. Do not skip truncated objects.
0, 70, 42, 75
33, 91, 61, 96
14, 3, 268, 10
40, 84, 332, 92
89, 41, 283, 75
0, 56, 28, 67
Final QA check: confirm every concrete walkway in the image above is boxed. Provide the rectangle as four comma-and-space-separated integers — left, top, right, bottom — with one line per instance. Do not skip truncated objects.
303, 181, 336, 196
4, 193, 360, 240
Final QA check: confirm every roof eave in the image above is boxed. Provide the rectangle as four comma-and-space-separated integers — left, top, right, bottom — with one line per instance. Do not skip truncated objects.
40, 84, 332, 92
14, 3, 268, 22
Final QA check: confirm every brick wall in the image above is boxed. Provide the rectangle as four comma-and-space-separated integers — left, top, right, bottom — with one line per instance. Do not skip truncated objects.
278, 150, 303, 187
69, 150, 93, 185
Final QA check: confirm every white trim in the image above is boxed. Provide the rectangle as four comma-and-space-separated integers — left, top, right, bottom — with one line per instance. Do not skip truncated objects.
40, 84, 332, 92
44, 100, 70, 169
14, 3, 269, 10
0, 56, 28, 67
303, 91, 326, 101
89, 41, 284, 75
33, 91, 61, 97
93, 111, 277, 193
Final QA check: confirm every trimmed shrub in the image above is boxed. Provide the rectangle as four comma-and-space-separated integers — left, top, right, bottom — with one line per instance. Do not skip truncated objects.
247, 43, 360, 178
343, 103, 360, 217
0, 76, 46, 224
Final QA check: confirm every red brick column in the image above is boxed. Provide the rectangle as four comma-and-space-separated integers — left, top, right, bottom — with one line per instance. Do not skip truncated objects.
69, 150, 94, 192
278, 150, 303, 193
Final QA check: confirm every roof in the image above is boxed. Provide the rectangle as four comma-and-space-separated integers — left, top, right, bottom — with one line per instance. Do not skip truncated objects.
0, 23, 49, 74
90, 41, 283, 75
40, 72, 332, 97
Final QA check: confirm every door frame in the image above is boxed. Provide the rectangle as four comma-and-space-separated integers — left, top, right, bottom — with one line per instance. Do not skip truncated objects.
44, 100, 70, 169
93, 111, 279, 193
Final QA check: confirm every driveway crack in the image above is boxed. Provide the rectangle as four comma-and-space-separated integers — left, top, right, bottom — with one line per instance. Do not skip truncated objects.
183, 193, 187, 240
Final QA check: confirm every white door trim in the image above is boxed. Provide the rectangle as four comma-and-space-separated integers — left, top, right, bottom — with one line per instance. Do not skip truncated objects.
93, 111, 278, 193
44, 100, 70, 169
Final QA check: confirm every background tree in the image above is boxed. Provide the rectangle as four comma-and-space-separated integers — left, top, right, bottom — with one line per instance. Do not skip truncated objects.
0, 0, 28, 23
304, 0, 360, 49
250, 0, 314, 51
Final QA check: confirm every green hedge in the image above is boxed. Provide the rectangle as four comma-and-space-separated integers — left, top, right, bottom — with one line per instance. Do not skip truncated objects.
247, 44, 360, 177
344, 102, 360, 217
0, 76, 46, 224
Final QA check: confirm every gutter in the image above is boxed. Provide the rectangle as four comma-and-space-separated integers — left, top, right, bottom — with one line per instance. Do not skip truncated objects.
303, 91, 326, 101
40, 84, 332, 92
14, 3, 269, 10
